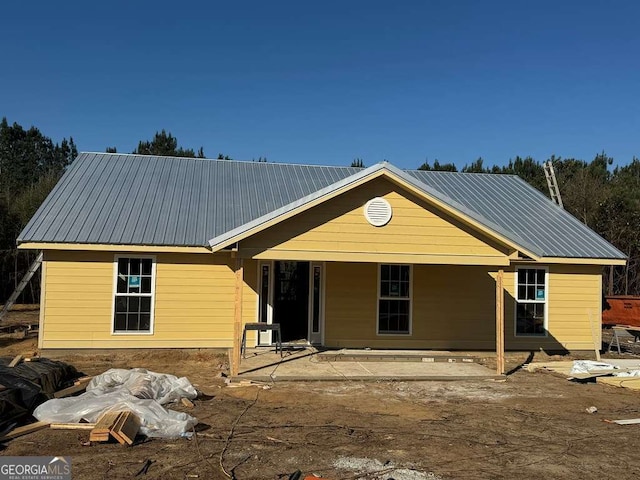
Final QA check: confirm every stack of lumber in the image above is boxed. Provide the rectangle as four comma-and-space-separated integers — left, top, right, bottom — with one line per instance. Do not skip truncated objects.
89, 410, 141, 445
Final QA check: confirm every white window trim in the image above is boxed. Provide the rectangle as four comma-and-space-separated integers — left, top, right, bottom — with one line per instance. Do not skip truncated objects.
514, 265, 549, 338
376, 263, 413, 336
255, 260, 275, 346
111, 255, 156, 335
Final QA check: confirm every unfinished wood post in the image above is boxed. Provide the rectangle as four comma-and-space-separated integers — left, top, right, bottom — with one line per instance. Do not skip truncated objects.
496, 268, 505, 375
231, 257, 244, 377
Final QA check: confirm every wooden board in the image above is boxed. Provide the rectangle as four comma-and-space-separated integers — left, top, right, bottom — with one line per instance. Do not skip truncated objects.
50, 423, 96, 430
8, 354, 23, 367
54, 376, 93, 398
525, 361, 574, 375
0, 421, 50, 441
596, 376, 640, 390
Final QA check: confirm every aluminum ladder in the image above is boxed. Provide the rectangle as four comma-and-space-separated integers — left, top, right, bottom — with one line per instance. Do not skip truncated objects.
543, 160, 564, 208
0, 251, 43, 322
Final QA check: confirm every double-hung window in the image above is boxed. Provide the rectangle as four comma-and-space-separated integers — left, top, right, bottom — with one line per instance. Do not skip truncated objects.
515, 267, 547, 336
378, 264, 411, 335
114, 257, 155, 333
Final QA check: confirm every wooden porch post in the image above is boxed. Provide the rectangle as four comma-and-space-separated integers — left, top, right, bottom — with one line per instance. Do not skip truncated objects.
496, 268, 505, 375
231, 257, 244, 377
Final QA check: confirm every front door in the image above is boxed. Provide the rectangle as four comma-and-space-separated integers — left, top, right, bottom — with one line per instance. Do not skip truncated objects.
274, 261, 310, 342
256, 261, 324, 345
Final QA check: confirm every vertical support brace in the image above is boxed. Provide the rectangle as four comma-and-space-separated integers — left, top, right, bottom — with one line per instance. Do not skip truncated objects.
496, 268, 505, 375
231, 258, 244, 377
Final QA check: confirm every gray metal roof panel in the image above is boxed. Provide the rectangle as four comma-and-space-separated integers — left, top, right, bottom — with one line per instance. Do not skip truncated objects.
405, 169, 625, 259
17, 153, 626, 260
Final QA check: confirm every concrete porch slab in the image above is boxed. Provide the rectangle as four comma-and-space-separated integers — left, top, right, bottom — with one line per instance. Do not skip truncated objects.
237, 348, 501, 382
316, 348, 478, 363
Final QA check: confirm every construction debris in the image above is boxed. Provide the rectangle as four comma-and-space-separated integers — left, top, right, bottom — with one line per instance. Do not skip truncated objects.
181, 397, 195, 408
605, 418, 640, 425
225, 379, 271, 388
526, 359, 640, 388
596, 376, 640, 390
135, 459, 153, 476
54, 376, 94, 398
34, 368, 198, 438
0, 357, 81, 434
0, 421, 50, 442
8, 355, 23, 367
50, 423, 95, 430
89, 410, 141, 445
89, 411, 122, 442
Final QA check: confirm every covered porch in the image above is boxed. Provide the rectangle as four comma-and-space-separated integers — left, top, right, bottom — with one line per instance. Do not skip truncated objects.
229, 258, 507, 377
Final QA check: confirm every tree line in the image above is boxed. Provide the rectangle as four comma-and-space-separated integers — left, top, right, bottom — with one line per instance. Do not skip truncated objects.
1, 117, 638, 304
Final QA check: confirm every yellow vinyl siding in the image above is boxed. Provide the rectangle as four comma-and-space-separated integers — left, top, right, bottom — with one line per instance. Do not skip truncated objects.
505, 265, 603, 350
325, 263, 496, 349
41, 251, 258, 349
325, 263, 603, 351
40, 249, 602, 352
240, 177, 510, 265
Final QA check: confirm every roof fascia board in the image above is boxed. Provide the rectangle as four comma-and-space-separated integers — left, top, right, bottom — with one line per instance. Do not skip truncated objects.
527, 257, 627, 266
18, 242, 213, 254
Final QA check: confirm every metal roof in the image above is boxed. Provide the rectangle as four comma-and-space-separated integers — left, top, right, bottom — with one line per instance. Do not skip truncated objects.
18, 152, 626, 260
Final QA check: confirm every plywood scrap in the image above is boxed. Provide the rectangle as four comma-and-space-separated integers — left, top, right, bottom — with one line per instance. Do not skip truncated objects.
0, 421, 50, 441
8, 354, 23, 367
596, 376, 640, 390
605, 418, 640, 425
54, 376, 94, 398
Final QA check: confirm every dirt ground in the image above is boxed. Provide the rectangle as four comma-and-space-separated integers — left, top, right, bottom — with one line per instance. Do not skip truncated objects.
2, 310, 640, 480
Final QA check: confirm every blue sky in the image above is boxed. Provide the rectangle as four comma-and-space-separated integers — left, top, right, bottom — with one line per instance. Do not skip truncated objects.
1, 1, 639, 168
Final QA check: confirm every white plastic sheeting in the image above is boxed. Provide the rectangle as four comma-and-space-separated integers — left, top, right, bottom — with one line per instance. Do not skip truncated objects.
570, 361, 617, 375
570, 360, 640, 378
33, 368, 198, 438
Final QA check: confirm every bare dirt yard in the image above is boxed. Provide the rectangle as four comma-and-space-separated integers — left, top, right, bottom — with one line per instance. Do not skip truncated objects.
2, 310, 640, 480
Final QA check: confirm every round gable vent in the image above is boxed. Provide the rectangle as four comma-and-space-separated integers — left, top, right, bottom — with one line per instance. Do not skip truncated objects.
364, 197, 392, 227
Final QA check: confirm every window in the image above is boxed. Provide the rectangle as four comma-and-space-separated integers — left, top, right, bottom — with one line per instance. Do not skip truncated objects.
114, 257, 155, 333
378, 264, 411, 334
515, 267, 547, 336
